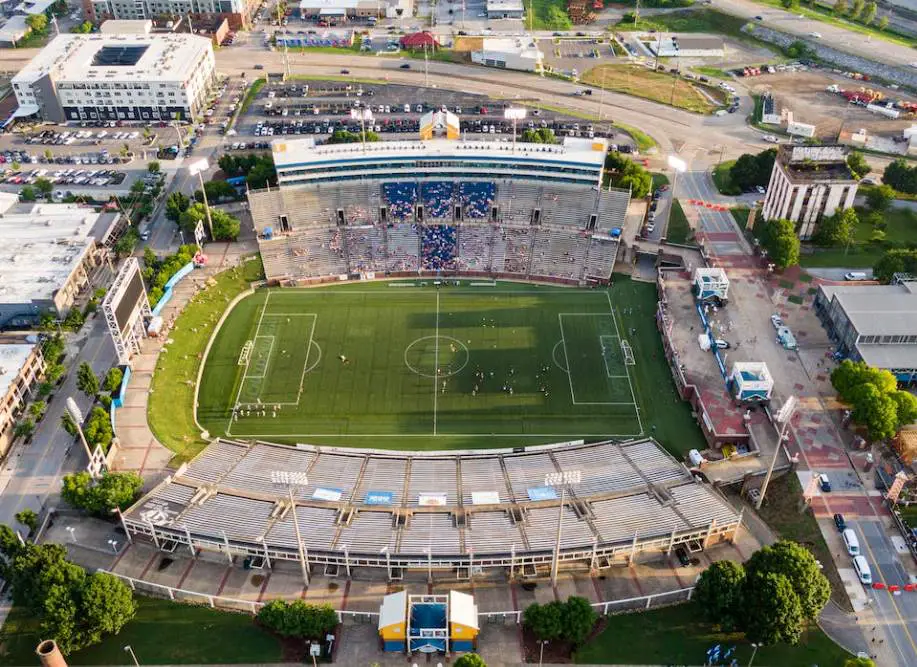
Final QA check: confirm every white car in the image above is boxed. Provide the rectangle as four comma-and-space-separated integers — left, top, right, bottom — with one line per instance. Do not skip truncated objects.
808, 31, 822, 38
770, 314, 783, 330
756, 185, 766, 194
763, 135, 779, 143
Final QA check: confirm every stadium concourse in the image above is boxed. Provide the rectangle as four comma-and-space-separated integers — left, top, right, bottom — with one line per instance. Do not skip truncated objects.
249, 136, 630, 284
121, 438, 742, 577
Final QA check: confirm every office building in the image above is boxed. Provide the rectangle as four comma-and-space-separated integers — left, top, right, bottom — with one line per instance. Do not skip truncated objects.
84, 0, 257, 29
0, 343, 45, 454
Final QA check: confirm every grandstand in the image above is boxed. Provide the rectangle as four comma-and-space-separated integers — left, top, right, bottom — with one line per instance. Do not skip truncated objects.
248, 135, 629, 285
123, 438, 742, 574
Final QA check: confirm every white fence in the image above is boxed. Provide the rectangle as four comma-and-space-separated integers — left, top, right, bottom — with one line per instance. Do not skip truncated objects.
99, 568, 692, 623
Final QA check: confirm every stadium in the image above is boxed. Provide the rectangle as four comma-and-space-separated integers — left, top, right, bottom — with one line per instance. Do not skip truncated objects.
126, 119, 743, 581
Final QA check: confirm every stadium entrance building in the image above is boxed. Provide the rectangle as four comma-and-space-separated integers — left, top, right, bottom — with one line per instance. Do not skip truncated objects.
250, 134, 631, 285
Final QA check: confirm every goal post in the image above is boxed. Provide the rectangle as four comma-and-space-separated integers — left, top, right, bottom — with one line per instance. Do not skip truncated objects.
238, 340, 253, 366
620, 340, 635, 366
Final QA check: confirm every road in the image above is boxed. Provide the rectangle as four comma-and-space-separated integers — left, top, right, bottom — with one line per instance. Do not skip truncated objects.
711, 0, 916, 68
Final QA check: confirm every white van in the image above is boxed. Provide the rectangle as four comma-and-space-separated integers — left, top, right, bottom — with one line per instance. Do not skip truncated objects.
853, 555, 872, 585
843, 528, 860, 556
844, 272, 868, 281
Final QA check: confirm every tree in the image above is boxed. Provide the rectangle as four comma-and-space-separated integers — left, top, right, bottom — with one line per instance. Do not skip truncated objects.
113, 227, 139, 256
522, 600, 564, 641
874, 248, 917, 283
19, 185, 36, 202
758, 218, 800, 269
561, 596, 598, 645
884, 158, 917, 194
605, 151, 652, 199
845, 657, 876, 667
813, 208, 856, 247
846, 151, 869, 180
256, 600, 338, 639
891, 390, 917, 426
520, 128, 557, 144
25, 13, 48, 33
165, 192, 190, 222
743, 572, 805, 645
76, 361, 99, 398
76, 571, 137, 646
103, 367, 123, 393
61, 413, 78, 438
850, 0, 865, 20
851, 383, 899, 440
195, 180, 237, 203
546, 5, 572, 30
866, 184, 894, 211
71, 21, 92, 34
28, 400, 47, 421
453, 654, 486, 667
729, 149, 776, 192
15, 509, 38, 533
878, 15, 888, 30
147, 161, 160, 174
744, 541, 830, 621
179, 203, 240, 241
780, 0, 798, 8
14, 419, 34, 440
61, 471, 142, 514
34, 177, 53, 198
327, 129, 380, 144
694, 559, 746, 631
834, 0, 848, 15
83, 406, 114, 452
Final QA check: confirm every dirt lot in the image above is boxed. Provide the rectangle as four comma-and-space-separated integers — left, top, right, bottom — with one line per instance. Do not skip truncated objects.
745, 69, 917, 140
581, 64, 728, 114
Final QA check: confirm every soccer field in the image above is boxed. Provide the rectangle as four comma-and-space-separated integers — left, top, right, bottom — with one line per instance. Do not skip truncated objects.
197, 282, 644, 449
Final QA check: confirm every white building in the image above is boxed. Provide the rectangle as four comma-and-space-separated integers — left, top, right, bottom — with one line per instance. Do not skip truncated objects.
762, 145, 858, 240
0, 15, 29, 47
85, 0, 258, 29
486, 0, 524, 19
693, 267, 729, 303
472, 37, 543, 73
0, 343, 45, 455
648, 35, 725, 58
11, 33, 216, 123
298, 0, 411, 18
0, 201, 123, 328
729, 362, 773, 403
270, 136, 608, 189
99, 19, 154, 34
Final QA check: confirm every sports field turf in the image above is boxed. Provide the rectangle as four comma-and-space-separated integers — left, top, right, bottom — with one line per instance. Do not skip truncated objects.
198, 281, 646, 449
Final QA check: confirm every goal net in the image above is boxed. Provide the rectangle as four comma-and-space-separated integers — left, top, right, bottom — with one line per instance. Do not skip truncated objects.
238, 340, 253, 366
620, 340, 635, 366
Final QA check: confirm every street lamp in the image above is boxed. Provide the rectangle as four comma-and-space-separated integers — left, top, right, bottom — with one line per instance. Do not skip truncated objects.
504, 107, 527, 152
747, 642, 761, 667
538, 639, 549, 666
65, 526, 75, 542
545, 469, 581, 585
350, 107, 374, 153
65, 396, 98, 479
124, 645, 140, 667
107, 539, 119, 554
187, 158, 214, 242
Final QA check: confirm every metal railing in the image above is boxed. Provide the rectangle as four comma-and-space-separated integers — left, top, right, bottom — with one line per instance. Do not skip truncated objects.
99, 567, 692, 623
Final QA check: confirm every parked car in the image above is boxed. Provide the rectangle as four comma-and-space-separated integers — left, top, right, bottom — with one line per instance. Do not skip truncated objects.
770, 314, 783, 330
674, 547, 691, 567
818, 473, 832, 492
834, 513, 847, 532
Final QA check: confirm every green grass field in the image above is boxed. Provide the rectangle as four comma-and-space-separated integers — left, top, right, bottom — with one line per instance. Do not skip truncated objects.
198, 282, 643, 449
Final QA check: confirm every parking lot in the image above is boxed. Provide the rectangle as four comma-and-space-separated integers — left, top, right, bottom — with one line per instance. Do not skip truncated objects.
243, 80, 635, 147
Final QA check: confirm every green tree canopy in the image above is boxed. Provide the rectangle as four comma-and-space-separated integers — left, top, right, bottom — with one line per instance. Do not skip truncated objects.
165, 192, 190, 222
813, 208, 857, 247
20, 185, 36, 202
866, 184, 895, 211
14, 509, 38, 533
729, 149, 776, 192
103, 367, 124, 393
863, 2, 877, 24
256, 600, 338, 639
884, 159, 917, 194
831, 360, 911, 439
453, 654, 487, 667
561, 596, 598, 646
743, 572, 805, 645
327, 129, 380, 144
61, 472, 143, 515
758, 218, 800, 269
744, 541, 830, 621
25, 14, 48, 33
83, 406, 114, 452
523, 600, 564, 641
179, 203, 240, 241
846, 151, 869, 180
76, 362, 99, 397
605, 151, 652, 199
35, 177, 53, 198
694, 559, 746, 630
520, 128, 557, 144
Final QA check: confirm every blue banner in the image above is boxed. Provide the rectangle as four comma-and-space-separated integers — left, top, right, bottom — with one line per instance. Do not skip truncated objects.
365, 491, 394, 506
527, 486, 558, 502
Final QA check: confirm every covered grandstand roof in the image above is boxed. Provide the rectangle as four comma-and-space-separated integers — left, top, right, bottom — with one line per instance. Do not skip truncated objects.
124, 438, 741, 559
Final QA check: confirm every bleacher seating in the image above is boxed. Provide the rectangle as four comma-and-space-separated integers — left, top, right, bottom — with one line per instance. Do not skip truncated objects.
421, 225, 458, 271
583, 237, 618, 280
128, 438, 742, 565
456, 225, 494, 272
460, 182, 495, 219
385, 224, 420, 272
530, 228, 588, 281
345, 226, 386, 274
421, 182, 455, 219
501, 227, 533, 274
383, 182, 417, 221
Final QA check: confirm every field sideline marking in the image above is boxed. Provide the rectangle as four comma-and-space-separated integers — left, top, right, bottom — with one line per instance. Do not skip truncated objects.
558, 313, 634, 407
557, 314, 577, 405
224, 431, 644, 438
433, 290, 440, 436
606, 291, 644, 436
228, 291, 272, 435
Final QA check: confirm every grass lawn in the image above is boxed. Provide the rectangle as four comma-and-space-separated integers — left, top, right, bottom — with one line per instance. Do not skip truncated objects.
666, 199, 693, 245
240, 78, 266, 115
180, 276, 703, 457
580, 64, 726, 114
573, 601, 850, 665
712, 160, 741, 195
731, 206, 752, 231
651, 172, 670, 189
801, 207, 917, 269
147, 257, 263, 464
756, 474, 852, 611
530, 0, 572, 30
615, 8, 751, 40
692, 65, 732, 80
750, 0, 916, 49
0, 597, 282, 666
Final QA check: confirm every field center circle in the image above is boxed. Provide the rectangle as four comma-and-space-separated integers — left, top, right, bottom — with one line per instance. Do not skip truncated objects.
404, 336, 469, 378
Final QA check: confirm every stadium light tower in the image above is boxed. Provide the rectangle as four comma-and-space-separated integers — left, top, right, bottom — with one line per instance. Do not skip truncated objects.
271, 470, 312, 586
350, 108, 374, 153
756, 396, 797, 510
504, 107, 527, 153
187, 158, 214, 242
65, 397, 98, 478
545, 469, 581, 585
